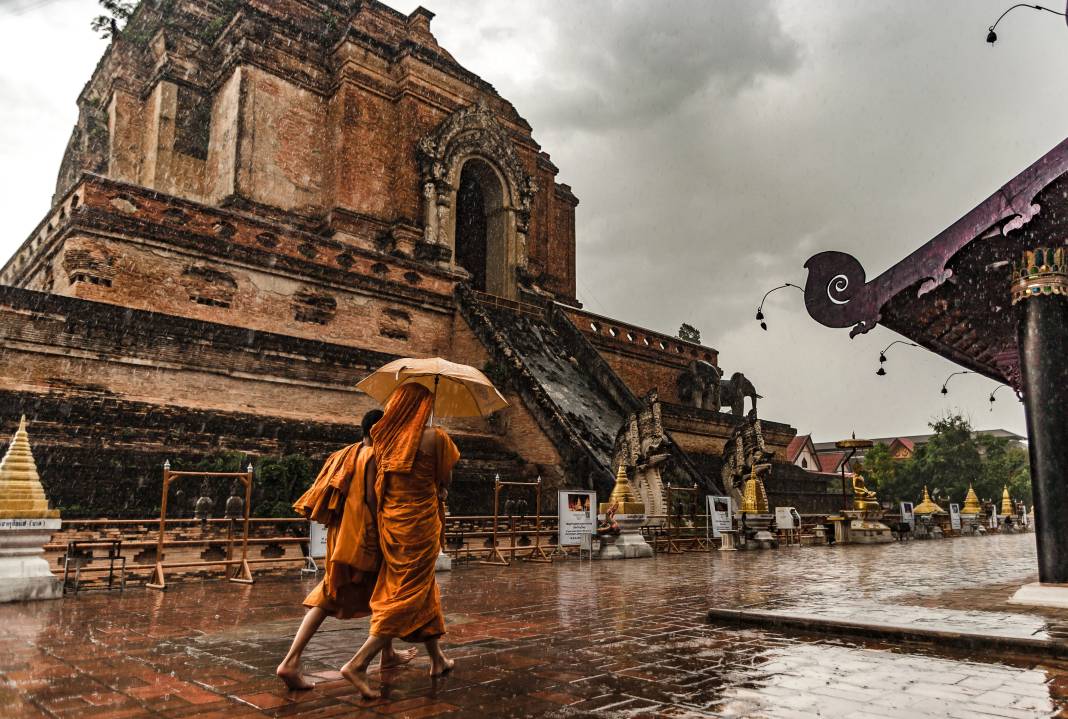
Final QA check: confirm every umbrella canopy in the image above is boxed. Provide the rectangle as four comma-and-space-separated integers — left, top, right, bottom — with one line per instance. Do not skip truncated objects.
355, 357, 508, 418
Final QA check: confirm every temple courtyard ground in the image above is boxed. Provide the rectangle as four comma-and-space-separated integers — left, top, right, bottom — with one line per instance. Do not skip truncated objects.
2, 533, 1067, 718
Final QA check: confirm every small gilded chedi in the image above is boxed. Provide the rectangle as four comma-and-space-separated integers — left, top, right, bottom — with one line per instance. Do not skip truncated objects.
0, 416, 60, 519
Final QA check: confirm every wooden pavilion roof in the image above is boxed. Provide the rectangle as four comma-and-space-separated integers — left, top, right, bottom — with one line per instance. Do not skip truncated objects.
803, 137, 1068, 390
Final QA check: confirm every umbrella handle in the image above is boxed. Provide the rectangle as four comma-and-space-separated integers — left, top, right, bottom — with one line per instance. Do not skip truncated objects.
431, 375, 439, 426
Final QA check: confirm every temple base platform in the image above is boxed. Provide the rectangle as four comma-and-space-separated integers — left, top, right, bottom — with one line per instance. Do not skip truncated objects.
1009, 582, 1068, 609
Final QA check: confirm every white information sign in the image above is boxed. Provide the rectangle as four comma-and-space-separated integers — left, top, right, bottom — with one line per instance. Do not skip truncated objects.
558, 490, 597, 547
949, 503, 961, 531
775, 506, 798, 530
900, 502, 915, 529
0, 517, 61, 531
309, 521, 328, 559
707, 495, 733, 538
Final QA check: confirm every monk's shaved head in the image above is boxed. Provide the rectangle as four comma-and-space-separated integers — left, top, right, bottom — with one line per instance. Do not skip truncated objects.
361, 409, 384, 440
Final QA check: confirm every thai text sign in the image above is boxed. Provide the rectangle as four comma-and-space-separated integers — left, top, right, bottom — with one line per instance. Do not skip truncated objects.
558, 490, 597, 547
0, 518, 61, 531
707, 495, 733, 538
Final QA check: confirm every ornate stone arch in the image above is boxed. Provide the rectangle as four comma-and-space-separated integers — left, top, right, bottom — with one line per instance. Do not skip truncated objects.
417, 100, 538, 298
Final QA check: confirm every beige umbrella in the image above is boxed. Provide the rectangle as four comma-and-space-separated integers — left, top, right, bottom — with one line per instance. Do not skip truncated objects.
355, 357, 509, 420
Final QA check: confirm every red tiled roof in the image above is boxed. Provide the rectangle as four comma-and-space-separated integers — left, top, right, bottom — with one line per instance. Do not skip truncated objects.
817, 451, 846, 473
786, 434, 810, 462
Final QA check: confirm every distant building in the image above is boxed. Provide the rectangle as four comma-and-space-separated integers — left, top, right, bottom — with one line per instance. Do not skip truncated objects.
786, 434, 820, 471
810, 429, 1026, 473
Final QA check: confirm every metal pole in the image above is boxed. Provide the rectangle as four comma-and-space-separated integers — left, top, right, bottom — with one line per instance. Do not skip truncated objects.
157, 466, 169, 561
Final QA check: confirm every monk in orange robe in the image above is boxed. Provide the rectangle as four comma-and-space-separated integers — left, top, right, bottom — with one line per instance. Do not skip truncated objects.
340, 383, 460, 698
276, 409, 414, 690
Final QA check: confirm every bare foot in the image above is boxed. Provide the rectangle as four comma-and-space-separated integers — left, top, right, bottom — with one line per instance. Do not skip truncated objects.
429, 656, 455, 678
275, 660, 314, 690
340, 663, 380, 699
380, 647, 418, 669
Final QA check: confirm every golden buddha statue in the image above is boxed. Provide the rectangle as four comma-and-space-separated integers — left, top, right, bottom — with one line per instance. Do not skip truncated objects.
851, 471, 879, 512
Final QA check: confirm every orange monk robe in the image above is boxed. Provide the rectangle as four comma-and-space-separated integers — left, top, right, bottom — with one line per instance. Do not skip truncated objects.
293, 443, 380, 619
370, 427, 460, 641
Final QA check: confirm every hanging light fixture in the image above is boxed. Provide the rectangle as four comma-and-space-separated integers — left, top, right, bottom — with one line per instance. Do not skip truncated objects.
754, 283, 803, 331
875, 341, 919, 377
986, 2, 1067, 45
940, 370, 975, 396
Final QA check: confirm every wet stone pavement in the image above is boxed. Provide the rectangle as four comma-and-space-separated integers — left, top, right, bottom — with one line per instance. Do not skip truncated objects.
2, 533, 1067, 718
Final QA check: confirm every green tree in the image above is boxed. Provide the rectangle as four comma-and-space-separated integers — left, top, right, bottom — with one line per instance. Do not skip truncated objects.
856, 443, 901, 499
91, 0, 136, 39
976, 434, 1031, 507
173, 451, 314, 518
903, 414, 983, 506
678, 323, 701, 343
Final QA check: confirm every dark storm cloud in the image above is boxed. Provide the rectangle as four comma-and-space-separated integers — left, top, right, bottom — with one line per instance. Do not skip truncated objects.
522, 0, 800, 130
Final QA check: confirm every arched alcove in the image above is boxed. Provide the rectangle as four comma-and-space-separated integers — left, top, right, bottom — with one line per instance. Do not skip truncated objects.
418, 102, 538, 301
454, 158, 508, 296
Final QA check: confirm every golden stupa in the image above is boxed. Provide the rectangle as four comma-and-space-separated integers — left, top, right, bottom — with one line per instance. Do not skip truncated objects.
0, 416, 59, 519
598, 464, 646, 515
913, 486, 945, 515
739, 464, 769, 514
1001, 486, 1014, 516
962, 484, 982, 515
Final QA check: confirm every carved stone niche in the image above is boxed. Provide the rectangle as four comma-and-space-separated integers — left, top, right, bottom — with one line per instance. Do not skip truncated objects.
61, 241, 116, 289
416, 100, 539, 296
378, 307, 412, 340
293, 290, 337, 325
180, 265, 237, 309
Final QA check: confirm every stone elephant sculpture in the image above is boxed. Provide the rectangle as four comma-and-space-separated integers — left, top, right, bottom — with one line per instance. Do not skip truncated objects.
719, 372, 762, 417
676, 360, 722, 411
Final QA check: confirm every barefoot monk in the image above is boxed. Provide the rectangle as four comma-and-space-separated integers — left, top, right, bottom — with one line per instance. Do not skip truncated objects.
276, 409, 415, 690
341, 383, 459, 698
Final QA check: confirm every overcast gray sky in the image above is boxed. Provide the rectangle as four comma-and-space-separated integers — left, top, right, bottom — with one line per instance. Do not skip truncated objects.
3, 0, 1066, 442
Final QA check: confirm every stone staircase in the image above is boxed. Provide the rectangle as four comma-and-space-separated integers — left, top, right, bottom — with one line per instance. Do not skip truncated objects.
455, 285, 713, 501
456, 285, 632, 497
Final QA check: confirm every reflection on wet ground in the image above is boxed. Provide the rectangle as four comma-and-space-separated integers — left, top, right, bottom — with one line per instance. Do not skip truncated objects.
0, 533, 1065, 717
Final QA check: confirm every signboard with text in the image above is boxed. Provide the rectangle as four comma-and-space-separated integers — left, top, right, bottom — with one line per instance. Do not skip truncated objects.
707, 495, 733, 538
558, 490, 597, 546
900, 502, 915, 529
949, 503, 961, 531
309, 521, 328, 559
775, 506, 798, 530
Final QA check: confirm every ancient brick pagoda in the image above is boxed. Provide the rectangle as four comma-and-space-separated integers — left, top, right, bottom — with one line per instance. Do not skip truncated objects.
0, 0, 818, 516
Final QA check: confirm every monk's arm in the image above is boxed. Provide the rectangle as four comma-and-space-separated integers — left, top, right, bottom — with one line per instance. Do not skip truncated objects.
436, 429, 453, 490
